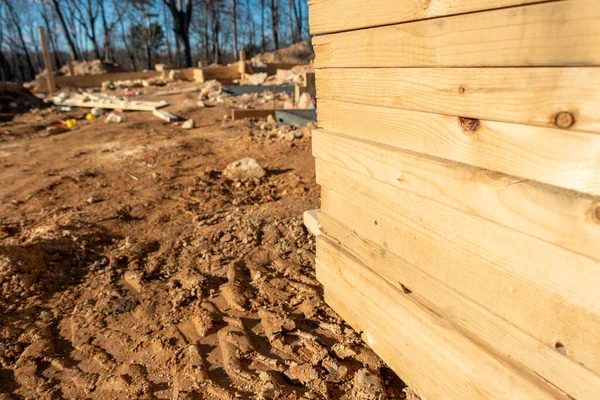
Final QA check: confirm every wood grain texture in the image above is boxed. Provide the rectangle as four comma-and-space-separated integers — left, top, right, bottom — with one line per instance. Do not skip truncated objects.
315, 68, 600, 133
316, 100, 600, 195
316, 163, 600, 374
308, 0, 554, 34
312, 129, 600, 262
318, 214, 600, 399
317, 237, 561, 400
312, 0, 600, 68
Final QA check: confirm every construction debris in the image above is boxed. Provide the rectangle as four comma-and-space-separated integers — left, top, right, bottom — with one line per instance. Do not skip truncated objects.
105, 112, 123, 123
153, 109, 179, 122
182, 119, 195, 129
52, 92, 168, 111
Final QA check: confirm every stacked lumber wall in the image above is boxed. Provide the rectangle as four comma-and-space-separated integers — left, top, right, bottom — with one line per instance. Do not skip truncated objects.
308, 0, 600, 398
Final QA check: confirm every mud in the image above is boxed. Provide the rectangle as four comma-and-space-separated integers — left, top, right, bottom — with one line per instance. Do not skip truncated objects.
0, 89, 407, 399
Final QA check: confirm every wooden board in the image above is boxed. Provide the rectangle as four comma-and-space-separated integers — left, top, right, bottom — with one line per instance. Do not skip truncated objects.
53, 98, 168, 111
316, 101, 600, 195
54, 70, 163, 89
318, 213, 600, 399
316, 163, 600, 374
315, 68, 600, 133
316, 237, 562, 400
312, 0, 600, 68
308, 0, 552, 34
265, 63, 301, 76
202, 65, 241, 83
230, 109, 275, 120
312, 129, 600, 262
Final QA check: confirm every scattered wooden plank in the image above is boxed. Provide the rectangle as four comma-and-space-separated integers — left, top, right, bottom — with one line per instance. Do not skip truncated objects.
316, 237, 562, 400
202, 64, 241, 83
153, 109, 179, 122
318, 212, 600, 399
231, 109, 316, 123
308, 0, 553, 34
303, 210, 321, 237
316, 101, 600, 195
53, 98, 168, 111
265, 63, 301, 76
154, 86, 202, 96
315, 67, 600, 133
53, 70, 163, 90
230, 109, 275, 120
317, 163, 600, 374
312, 0, 600, 68
312, 129, 600, 262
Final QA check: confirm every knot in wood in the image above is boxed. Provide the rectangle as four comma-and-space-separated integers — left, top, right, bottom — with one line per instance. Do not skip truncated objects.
459, 117, 480, 135
553, 112, 575, 129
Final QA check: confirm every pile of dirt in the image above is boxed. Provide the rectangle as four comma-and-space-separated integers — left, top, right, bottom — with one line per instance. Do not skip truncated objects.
0, 84, 44, 118
252, 40, 314, 65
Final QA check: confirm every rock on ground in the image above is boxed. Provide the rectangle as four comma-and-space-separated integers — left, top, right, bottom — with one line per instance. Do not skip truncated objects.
223, 158, 266, 181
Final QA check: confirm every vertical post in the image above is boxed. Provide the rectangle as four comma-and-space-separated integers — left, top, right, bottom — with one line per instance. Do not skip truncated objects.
238, 50, 246, 81
39, 26, 55, 95
67, 60, 75, 76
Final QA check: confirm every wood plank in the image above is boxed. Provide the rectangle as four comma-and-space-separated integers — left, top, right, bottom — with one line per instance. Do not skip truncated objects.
315, 68, 600, 133
53, 98, 168, 111
316, 101, 600, 195
265, 63, 301, 75
316, 237, 562, 400
153, 109, 180, 122
230, 109, 275, 120
54, 70, 163, 89
312, 0, 600, 68
316, 163, 600, 374
303, 209, 321, 237
308, 0, 554, 34
202, 65, 241, 83
312, 129, 600, 262
318, 212, 600, 399
38, 26, 55, 94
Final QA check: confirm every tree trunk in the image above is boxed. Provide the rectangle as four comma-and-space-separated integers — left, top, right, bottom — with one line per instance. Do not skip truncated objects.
260, 0, 265, 52
232, 0, 238, 61
293, 0, 302, 41
164, 0, 193, 68
163, 2, 174, 64
49, 0, 80, 60
0, 49, 14, 82
288, 0, 294, 44
270, 0, 279, 50
100, 0, 112, 61
211, 1, 220, 64
202, 2, 210, 64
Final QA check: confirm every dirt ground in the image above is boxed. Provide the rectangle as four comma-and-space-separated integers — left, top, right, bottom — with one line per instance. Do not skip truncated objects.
0, 87, 406, 399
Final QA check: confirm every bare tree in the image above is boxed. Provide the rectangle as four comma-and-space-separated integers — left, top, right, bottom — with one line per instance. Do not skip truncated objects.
210, 0, 221, 64
2, 0, 35, 79
162, 0, 193, 67
48, 0, 80, 60
269, 0, 279, 50
231, 0, 238, 61
0, 6, 15, 81
69, 0, 102, 59
40, 4, 62, 69
260, 0, 266, 52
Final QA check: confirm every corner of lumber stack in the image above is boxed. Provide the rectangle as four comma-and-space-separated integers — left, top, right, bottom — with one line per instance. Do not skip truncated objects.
308, 0, 600, 399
